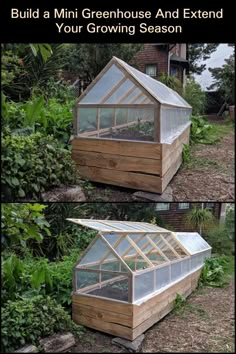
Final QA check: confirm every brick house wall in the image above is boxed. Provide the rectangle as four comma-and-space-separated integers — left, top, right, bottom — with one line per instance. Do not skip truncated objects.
155, 203, 221, 232
131, 44, 168, 79
131, 43, 187, 84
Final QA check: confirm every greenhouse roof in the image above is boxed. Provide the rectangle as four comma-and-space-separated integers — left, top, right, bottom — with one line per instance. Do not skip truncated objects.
77, 56, 192, 109
67, 219, 211, 273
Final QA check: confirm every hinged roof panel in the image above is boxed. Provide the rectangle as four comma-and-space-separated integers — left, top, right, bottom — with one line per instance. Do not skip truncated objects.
67, 218, 170, 233
175, 232, 212, 255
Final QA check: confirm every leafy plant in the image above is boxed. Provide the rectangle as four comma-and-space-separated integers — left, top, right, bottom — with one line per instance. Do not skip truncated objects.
190, 115, 215, 144
1, 203, 50, 251
186, 207, 215, 234
1, 295, 82, 353
173, 293, 186, 313
182, 143, 191, 164
205, 224, 234, 255
159, 73, 183, 95
1, 132, 78, 200
199, 257, 225, 287
183, 78, 206, 115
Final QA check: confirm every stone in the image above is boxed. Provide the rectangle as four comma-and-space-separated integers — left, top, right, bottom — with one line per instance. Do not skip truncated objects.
132, 186, 173, 202
112, 334, 145, 352
41, 185, 86, 202
14, 345, 39, 353
39, 332, 75, 353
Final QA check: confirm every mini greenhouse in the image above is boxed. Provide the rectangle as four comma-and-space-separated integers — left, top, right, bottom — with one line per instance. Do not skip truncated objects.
71, 57, 192, 194
69, 219, 211, 340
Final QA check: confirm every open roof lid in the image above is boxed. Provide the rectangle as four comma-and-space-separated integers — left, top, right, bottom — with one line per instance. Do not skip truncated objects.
67, 219, 171, 233
174, 232, 212, 255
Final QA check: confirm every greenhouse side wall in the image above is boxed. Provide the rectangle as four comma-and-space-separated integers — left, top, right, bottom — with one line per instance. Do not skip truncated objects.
71, 124, 190, 193
72, 266, 202, 340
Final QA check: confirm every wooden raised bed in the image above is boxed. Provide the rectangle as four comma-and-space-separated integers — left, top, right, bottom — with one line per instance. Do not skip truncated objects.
71, 125, 190, 194
72, 267, 202, 341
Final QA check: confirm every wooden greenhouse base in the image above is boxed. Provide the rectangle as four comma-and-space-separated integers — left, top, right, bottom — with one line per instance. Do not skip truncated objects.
71, 125, 190, 194
72, 267, 202, 340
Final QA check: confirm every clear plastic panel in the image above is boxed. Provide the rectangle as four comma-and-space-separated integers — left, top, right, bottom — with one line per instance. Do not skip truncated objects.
191, 253, 203, 270
128, 109, 137, 123
107, 222, 140, 231
103, 233, 120, 246
79, 238, 117, 265
134, 270, 154, 301
80, 64, 125, 104
116, 58, 191, 108
171, 261, 182, 281
121, 87, 141, 104
78, 108, 97, 132
155, 265, 170, 290
115, 238, 137, 256
100, 108, 114, 129
182, 258, 191, 275
105, 79, 134, 103
87, 275, 129, 302
76, 270, 99, 290
101, 261, 121, 271
132, 94, 148, 104
160, 106, 191, 143
174, 232, 211, 255
116, 108, 127, 125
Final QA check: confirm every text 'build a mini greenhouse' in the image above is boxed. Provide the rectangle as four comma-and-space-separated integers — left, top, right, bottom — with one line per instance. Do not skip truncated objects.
72, 57, 192, 194
69, 219, 211, 340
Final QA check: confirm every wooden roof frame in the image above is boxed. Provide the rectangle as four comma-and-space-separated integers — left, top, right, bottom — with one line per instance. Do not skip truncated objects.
69, 219, 194, 276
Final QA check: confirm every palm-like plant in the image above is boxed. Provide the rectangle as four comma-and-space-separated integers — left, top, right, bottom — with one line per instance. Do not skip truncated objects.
186, 206, 215, 234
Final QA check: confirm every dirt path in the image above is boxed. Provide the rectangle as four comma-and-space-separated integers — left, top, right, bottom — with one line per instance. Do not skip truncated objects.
141, 279, 235, 353
69, 279, 234, 353
170, 132, 235, 201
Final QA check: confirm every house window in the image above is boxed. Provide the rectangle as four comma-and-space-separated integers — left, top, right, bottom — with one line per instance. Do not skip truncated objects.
205, 203, 215, 209
170, 66, 178, 77
155, 203, 170, 211
178, 203, 190, 210
145, 64, 157, 77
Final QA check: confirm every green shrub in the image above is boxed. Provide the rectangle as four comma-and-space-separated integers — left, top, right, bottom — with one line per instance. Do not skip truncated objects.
199, 256, 234, 288
184, 78, 206, 115
1, 296, 82, 353
190, 115, 214, 144
1, 250, 79, 307
205, 224, 235, 255
1, 132, 78, 200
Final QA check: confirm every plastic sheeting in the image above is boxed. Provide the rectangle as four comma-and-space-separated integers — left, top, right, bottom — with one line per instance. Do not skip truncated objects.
160, 106, 191, 143
115, 57, 191, 108
175, 232, 212, 255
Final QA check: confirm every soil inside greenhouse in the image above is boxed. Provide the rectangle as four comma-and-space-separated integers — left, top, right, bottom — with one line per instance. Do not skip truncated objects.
87, 279, 129, 302
69, 277, 235, 353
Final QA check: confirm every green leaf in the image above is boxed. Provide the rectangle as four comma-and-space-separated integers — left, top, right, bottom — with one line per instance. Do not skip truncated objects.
31, 266, 45, 289
11, 177, 20, 186
18, 188, 26, 197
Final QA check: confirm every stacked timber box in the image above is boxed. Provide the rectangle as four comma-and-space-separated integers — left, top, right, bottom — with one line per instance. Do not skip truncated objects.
71, 125, 190, 194
71, 56, 192, 194
68, 220, 212, 340
72, 268, 202, 340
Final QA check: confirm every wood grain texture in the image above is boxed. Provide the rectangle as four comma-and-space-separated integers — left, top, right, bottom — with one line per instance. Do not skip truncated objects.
72, 137, 161, 159
72, 150, 161, 175
78, 165, 162, 193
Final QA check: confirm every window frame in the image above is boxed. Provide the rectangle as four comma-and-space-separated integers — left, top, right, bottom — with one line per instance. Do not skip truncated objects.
145, 63, 158, 78
155, 203, 170, 211
177, 203, 190, 210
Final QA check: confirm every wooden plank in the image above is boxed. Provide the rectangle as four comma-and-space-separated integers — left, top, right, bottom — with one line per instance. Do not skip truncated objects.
159, 235, 181, 258
132, 302, 173, 340
73, 303, 132, 327
126, 236, 154, 267
73, 313, 133, 340
99, 234, 126, 265
72, 137, 161, 159
154, 105, 160, 142
77, 103, 154, 108
100, 76, 127, 104
117, 85, 136, 104
77, 275, 126, 293
72, 294, 133, 315
77, 165, 162, 193
73, 150, 161, 175
146, 236, 170, 261
162, 125, 190, 160
161, 153, 182, 191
